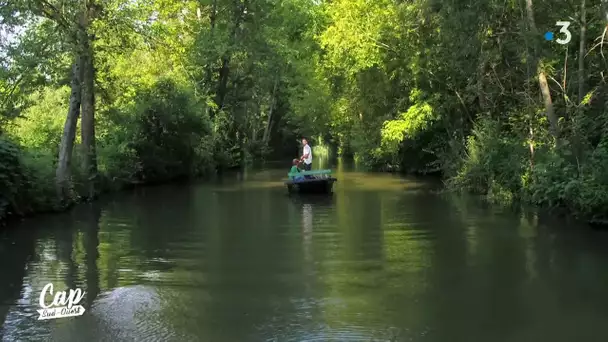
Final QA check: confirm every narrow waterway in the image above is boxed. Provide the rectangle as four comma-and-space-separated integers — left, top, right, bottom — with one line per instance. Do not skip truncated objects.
2, 161, 608, 341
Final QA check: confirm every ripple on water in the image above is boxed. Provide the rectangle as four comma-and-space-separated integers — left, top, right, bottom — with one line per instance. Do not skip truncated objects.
81, 285, 190, 342
256, 323, 409, 341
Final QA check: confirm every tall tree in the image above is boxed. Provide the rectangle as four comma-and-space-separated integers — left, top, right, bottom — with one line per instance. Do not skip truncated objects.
525, 0, 558, 139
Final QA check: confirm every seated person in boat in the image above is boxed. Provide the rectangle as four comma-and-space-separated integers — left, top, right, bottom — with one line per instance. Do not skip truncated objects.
290, 159, 305, 181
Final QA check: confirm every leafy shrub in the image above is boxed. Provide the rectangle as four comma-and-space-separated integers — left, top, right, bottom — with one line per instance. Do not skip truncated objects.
529, 138, 608, 223
6, 86, 73, 154
105, 78, 214, 183
448, 117, 527, 199
97, 107, 142, 188
0, 137, 25, 220
19, 148, 58, 211
0, 137, 58, 222
210, 109, 240, 169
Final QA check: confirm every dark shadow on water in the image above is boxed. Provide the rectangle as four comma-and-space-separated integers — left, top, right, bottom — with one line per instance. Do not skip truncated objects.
0, 226, 37, 330
79, 204, 101, 309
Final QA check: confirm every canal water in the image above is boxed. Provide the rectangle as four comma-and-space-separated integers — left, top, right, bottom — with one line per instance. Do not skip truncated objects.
2, 161, 608, 341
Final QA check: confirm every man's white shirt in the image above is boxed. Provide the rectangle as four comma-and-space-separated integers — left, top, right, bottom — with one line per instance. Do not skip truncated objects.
303, 144, 312, 164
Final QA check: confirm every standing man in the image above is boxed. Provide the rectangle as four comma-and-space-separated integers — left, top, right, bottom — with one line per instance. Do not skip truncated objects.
300, 138, 312, 171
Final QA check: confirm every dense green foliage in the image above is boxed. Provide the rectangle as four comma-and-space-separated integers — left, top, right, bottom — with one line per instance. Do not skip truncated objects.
316, 0, 608, 224
1, 0, 607, 224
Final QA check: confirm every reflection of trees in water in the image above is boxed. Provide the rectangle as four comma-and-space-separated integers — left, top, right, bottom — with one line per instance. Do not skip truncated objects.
301, 202, 315, 307
335, 190, 384, 265
425, 195, 532, 340
82, 204, 101, 309
86, 184, 201, 291
127, 185, 198, 260
54, 215, 78, 291
180, 189, 307, 341
302, 203, 313, 264
294, 195, 336, 270
0, 227, 37, 329
331, 191, 454, 338
0, 204, 102, 339
311, 189, 398, 338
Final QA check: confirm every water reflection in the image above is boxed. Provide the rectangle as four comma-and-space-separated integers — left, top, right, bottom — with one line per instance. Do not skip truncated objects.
0, 226, 36, 329
302, 203, 313, 265
82, 205, 101, 309
0, 203, 103, 341
2, 169, 608, 341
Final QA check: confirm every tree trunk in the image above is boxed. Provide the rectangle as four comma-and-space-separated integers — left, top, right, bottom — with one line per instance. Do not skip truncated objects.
56, 56, 83, 203
204, 0, 217, 94
529, 125, 535, 168
215, 58, 230, 110
525, 0, 559, 139
578, 0, 586, 102
538, 71, 558, 137
262, 77, 279, 145
476, 51, 487, 112
214, 0, 247, 112
80, 30, 98, 200
522, 11, 535, 169
210, 0, 217, 30
566, 0, 587, 169
524, 0, 538, 33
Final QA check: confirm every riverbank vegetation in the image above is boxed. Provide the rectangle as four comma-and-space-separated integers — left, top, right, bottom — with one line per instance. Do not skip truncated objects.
2, 0, 607, 225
